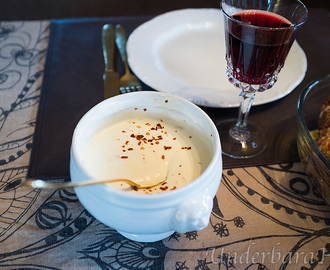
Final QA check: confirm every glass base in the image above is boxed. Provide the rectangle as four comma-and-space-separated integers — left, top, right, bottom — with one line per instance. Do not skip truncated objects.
217, 119, 267, 159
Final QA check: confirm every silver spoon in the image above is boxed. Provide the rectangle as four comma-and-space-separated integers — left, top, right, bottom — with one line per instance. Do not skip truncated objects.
25, 178, 167, 190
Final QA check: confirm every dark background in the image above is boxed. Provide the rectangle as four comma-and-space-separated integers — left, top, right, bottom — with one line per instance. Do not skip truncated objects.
0, 0, 328, 20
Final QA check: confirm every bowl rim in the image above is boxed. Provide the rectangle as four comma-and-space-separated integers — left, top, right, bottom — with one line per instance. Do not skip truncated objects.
220, 0, 308, 31
71, 91, 222, 202
297, 74, 330, 169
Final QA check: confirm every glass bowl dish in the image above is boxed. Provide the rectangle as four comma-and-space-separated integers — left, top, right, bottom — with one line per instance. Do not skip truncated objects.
297, 74, 330, 205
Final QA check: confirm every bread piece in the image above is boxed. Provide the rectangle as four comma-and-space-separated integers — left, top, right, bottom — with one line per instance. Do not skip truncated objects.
318, 96, 330, 137
317, 95, 330, 160
317, 130, 330, 160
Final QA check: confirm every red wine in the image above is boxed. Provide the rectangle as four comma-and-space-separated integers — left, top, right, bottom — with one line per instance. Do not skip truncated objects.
232, 10, 292, 28
225, 10, 295, 85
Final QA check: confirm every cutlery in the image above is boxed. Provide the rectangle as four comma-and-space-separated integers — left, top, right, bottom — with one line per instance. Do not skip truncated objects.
25, 177, 167, 190
115, 24, 142, 93
102, 24, 120, 99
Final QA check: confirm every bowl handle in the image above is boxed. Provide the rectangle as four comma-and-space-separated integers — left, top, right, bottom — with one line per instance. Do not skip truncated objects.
171, 189, 213, 233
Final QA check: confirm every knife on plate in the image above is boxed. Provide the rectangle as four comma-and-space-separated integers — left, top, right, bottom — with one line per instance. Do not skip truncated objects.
102, 24, 119, 99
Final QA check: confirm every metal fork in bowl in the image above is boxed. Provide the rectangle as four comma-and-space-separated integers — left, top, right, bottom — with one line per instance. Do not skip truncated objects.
115, 24, 142, 93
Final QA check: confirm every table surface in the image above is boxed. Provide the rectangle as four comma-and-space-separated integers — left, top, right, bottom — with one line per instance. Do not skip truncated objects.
0, 4, 330, 270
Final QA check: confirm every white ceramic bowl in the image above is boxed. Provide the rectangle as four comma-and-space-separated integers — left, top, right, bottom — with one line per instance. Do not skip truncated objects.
70, 91, 222, 242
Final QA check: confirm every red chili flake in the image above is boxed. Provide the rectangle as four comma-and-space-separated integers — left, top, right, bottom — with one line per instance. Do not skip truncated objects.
130, 134, 135, 138
155, 141, 159, 145
179, 165, 182, 167
145, 123, 151, 126
134, 108, 138, 110
170, 186, 177, 190
122, 150, 126, 152
160, 186, 168, 191
157, 135, 163, 140
122, 130, 126, 133
140, 146, 145, 150
161, 155, 165, 159
136, 135, 144, 140
137, 125, 141, 128
128, 148, 133, 151
210, 134, 213, 137
122, 145, 125, 148
161, 182, 167, 185
125, 141, 129, 145
143, 108, 147, 111
165, 100, 168, 103
138, 141, 142, 146
156, 123, 163, 129
121, 156, 128, 159
148, 139, 153, 142
181, 146, 192, 150
178, 173, 181, 175
146, 132, 150, 135
164, 146, 172, 150
173, 138, 176, 140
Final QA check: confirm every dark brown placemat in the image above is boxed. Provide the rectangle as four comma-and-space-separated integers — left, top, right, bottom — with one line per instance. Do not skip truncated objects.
27, 16, 153, 179
27, 9, 330, 179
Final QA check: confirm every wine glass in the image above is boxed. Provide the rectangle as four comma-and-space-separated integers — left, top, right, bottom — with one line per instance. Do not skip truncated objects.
218, 0, 308, 159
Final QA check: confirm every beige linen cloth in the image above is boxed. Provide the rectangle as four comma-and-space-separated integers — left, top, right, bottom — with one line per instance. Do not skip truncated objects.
0, 21, 329, 270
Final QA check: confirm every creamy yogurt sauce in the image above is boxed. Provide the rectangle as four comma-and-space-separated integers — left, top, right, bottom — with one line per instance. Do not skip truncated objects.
81, 111, 212, 194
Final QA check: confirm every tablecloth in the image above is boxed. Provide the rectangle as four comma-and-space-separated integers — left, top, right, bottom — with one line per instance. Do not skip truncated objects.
0, 15, 329, 270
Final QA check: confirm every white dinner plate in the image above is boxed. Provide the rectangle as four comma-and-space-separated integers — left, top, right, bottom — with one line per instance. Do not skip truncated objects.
127, 8, 307, 108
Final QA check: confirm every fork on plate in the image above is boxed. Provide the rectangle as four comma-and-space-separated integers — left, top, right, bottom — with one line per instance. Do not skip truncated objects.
115, 24, 142, 93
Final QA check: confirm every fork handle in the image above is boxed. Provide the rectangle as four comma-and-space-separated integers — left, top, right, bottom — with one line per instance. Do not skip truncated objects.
115, 25, 129, 70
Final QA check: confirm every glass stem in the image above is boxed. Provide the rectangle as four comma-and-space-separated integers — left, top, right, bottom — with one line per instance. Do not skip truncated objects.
229, 90, 256, 141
